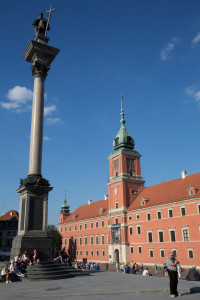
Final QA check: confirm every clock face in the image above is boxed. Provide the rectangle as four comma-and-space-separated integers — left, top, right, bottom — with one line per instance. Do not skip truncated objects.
114, 160, 119, 170
127, 159, 134, 169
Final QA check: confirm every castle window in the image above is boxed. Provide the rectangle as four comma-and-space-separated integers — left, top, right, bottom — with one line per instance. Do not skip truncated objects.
128, 215, 132, 220
181, 207, 186, 216
115, 218, 118, 224
102, 235, 105, 244
84, 223, 87, 229
86, 250, 88, 256
76, 250, 78, 255
132, 190, 136, 195
148, 231, 153, 243
75, 224, 77, 231
91, 236, 94, 245
84, 236, 87, 245
102, 220, 104, 227
102, 250, 105, 256
96, 235, 99, 244
91, 222, 93, 228
138, 246, 142, 254
79, 237, 82, 245
96, 221, 98, 228
160, 249, 165, 258
96, 250, 99, 256
129, 227, 133, 235
130, 246, 133, 254
147, 213, 151, 221
79, 224, 82, 230
65, 226, 67, 232
115, 171, 118, 177
168, 209, 173, 218
149, 249, 154, 258
188, 249, 194, 259
115, 202, 118, 209
157, 211, 161, 219
158, 231, 164, 242
169, 229, 176, 242
182, 228, 189, 241
136, 214, 140, 219
91, 250, 93, 256
130, 171, 133, 176
80, 250, 82, 256
137, 225, 141, 235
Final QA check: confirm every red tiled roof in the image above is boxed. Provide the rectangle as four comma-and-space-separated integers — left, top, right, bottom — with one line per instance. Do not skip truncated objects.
0, 210, 19, 221
59, 199, 108, 223
128, 172, 200, 211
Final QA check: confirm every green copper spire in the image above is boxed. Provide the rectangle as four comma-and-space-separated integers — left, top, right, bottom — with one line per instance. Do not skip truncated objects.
113, 96, 135, 151
60, 191, 70, 214
120, 95, 126, 128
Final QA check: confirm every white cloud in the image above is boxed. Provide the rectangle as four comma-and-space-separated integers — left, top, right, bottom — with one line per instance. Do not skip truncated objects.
185, 86, 200, 109
43, 136, 51, 141
160, 37, 181, 61
0, 85, 33, 111
46, 117, 63, 125
44, 105, 57, 116
191, 33, 200, 47
7, 86, 33, 103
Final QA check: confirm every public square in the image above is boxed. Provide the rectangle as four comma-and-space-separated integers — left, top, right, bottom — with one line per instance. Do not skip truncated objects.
0, 271, 200, 300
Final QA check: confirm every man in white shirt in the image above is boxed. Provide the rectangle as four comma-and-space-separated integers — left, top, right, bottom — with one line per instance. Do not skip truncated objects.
142, 267, 149, 276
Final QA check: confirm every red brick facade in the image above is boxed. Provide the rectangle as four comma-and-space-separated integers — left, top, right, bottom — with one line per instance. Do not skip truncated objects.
59, 104, 200, 268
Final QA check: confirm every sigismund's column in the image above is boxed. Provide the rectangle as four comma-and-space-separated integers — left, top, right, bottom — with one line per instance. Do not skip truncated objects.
11, 8, 60, 261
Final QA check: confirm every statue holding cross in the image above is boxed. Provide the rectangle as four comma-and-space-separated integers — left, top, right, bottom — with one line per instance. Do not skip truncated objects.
32, 5, 56, 38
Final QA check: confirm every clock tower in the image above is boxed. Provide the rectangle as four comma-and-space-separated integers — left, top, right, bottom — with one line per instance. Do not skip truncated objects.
107, 96, 144, 264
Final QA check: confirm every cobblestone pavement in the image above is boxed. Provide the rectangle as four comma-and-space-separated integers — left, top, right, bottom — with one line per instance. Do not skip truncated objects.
0, 271, 200, 300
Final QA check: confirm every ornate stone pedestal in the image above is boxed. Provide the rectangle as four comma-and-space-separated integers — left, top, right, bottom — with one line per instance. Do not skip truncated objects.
11, 175, 53, 260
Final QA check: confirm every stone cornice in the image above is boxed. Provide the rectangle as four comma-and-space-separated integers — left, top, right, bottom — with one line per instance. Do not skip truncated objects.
108, 173, 143, 185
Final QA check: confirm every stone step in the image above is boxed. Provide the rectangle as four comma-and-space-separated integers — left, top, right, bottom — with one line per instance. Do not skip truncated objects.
24, 262, 90, 280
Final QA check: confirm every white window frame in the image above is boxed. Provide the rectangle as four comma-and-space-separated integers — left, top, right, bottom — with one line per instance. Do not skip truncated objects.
188, 248, 194, 259
96, 249, 99, 256
158, 230, 164, 243
136, 214, 140, 219
181, 206, 186, 216
102, 249, 105, 256
149, 248, 154, 258
168, 208, 173, 218
136, 225, 141, 235
160, 248, 165, 258
169, 228, 176, 242
84, 236, 87, 245
157, 210, 161, 219
91, 250, 93, 256
101, 235, 105, 244
182, 227, 189, 242
147, 212, 151, 221
115, 201, 118, 209
147, 230, 153, 243
101, 219, 104, 227
138, 246, 142, 254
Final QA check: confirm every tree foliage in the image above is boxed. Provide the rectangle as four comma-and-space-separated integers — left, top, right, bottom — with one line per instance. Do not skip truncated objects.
47, 224, 62, 251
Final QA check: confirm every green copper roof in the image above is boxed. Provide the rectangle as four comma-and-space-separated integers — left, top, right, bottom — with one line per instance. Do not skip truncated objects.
113, 96, 135, 151
60, 191, 70, 214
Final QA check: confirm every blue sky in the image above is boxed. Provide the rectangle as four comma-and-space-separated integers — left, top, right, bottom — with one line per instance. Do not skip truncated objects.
1, 0, 200, 226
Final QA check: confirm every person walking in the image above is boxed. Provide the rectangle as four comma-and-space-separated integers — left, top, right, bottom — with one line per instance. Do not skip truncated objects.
116, 262, 119, 273
166, 251, 179, 298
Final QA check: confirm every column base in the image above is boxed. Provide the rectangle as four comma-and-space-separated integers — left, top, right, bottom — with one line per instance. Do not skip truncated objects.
11, 235, 52, 261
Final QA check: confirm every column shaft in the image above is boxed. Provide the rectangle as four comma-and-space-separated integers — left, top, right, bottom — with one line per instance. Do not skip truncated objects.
29, 76, 45, 175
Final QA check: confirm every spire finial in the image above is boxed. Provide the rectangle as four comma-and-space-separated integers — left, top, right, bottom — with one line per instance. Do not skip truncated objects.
64, 190, 67, 205
120, 94, 126, 127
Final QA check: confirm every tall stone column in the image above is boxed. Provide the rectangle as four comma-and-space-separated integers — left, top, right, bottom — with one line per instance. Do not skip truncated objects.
11, 11, 60, 261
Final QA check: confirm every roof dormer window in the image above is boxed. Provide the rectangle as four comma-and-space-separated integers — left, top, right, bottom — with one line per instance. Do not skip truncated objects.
187, 184, 198, 196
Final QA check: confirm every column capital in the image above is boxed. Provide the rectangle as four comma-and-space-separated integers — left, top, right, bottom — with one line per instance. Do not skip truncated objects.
31, 62, 50, 79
